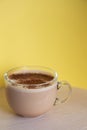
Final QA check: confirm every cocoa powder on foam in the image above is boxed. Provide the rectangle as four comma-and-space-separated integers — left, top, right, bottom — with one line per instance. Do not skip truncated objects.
8, 73, 54, 89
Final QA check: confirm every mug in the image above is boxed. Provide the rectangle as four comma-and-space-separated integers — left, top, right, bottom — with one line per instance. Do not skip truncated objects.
4, 66, 72, 117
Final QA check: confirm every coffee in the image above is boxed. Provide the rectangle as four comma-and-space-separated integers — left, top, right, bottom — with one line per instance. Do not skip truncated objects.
8, 72, 54, 89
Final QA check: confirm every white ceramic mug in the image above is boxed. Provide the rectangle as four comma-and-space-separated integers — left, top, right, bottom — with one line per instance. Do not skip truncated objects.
4, 66, 72, 117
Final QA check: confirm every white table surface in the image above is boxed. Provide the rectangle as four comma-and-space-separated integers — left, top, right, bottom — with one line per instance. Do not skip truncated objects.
0, 87, 87, 130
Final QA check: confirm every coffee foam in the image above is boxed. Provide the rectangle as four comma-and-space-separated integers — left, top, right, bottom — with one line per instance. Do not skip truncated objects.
7, 69, 55, 91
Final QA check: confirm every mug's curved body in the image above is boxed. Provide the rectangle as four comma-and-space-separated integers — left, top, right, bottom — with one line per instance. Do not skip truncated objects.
4, 66, 58, 117
6, 82, 57, 117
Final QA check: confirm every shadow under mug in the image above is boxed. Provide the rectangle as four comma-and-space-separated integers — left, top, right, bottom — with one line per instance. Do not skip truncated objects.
4, 66, 72, 117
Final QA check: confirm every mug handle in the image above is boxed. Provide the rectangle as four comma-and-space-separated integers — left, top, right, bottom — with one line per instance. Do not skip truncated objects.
54, 81, 72, 105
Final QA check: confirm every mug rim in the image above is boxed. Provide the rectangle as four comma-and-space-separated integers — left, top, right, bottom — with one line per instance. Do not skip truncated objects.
4, 66, 58, 90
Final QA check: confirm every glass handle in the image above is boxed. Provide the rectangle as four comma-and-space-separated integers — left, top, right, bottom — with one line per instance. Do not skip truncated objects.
54, 81, 72, 105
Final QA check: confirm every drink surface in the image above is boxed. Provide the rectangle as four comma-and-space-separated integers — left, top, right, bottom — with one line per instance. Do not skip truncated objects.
8, 72, 54, 89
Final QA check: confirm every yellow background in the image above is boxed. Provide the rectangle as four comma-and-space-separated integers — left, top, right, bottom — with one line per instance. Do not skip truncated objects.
0, 0, 87, 89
